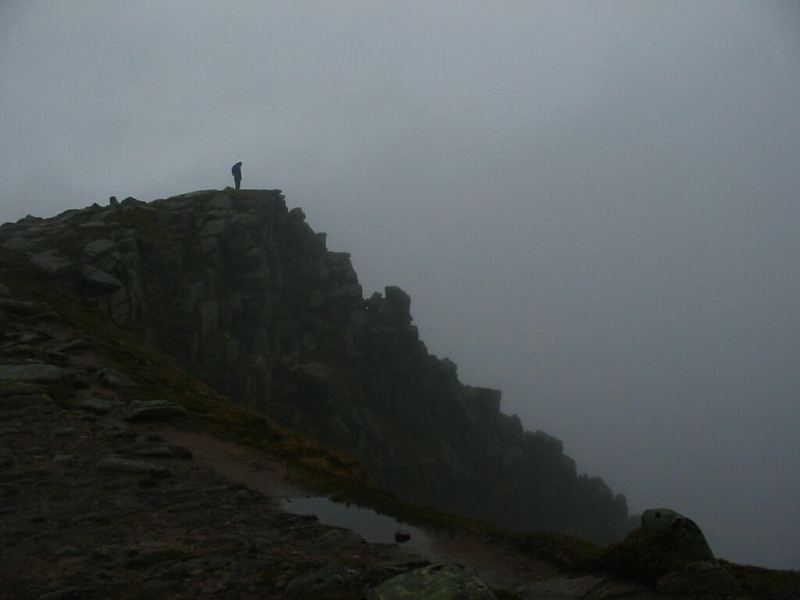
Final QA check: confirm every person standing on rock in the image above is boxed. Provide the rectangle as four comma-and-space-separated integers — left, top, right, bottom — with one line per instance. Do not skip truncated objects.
231, 161, 243, 190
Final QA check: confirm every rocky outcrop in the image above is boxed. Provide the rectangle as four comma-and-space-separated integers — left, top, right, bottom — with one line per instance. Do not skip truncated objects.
0, 188, 629, 544
602, 507, 741, 595
641, 508, 713, 559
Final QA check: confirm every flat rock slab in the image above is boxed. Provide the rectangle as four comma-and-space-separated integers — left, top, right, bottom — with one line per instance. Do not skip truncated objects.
53, 339, 89, 354
96, 456, 170, 478
0, 392, 55, 410
76, 396, 118, 415
79, 220, 109, 229
368, 563, 497, 600
286, 562, 362, 597
96, 367, 136, 387
125, 400, 188, 423
29, 250, 72, 273
0, 299, 49, 315
168, 189, 217, 200
130, 444, 193, 460
0, 364, 66, 383
82, 239, 115, 261
208, 194, 232, 210
81, 266, 123, 292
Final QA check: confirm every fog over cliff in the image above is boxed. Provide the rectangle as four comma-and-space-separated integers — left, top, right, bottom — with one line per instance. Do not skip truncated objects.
1, 1, 798, 569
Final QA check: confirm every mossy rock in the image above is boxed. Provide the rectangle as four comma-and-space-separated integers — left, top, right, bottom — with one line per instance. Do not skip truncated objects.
602, 509, 714, 583
367, 564, 497, 600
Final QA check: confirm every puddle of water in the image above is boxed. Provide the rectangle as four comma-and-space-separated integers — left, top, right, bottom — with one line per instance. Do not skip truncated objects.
281, 495, 433, 556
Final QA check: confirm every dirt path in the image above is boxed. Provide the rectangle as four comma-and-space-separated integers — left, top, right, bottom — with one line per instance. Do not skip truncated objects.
162, 429, 301, 500
161, 427, 659, 600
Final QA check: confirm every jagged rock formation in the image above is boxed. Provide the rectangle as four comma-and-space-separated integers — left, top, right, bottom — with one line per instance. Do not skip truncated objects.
0, 189, 629, 544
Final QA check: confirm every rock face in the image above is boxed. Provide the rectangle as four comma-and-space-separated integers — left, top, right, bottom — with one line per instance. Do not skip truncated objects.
0, 188, 629, 544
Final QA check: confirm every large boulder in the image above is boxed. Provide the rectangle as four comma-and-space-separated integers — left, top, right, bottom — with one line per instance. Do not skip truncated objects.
367, 564, 496, 600
640, 508, 713, 559
602, 508, 714, 583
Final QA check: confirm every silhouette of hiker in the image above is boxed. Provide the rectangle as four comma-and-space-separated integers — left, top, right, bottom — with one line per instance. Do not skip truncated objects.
231, 161, 243, 190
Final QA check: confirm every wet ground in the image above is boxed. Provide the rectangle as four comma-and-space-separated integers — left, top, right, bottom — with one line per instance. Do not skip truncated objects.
163, 429, 665, 600
280, 496, 434, 556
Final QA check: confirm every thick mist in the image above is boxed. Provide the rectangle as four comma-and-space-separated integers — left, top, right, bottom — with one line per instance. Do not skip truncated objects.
1, 1, 798, 569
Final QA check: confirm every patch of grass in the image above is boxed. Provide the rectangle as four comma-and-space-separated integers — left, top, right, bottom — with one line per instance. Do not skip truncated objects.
600, 527, 693, 583
513, 532, 603, 572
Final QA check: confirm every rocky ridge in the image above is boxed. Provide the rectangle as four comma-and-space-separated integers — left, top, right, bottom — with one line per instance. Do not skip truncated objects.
0, 189, 628, 545
1, 194, 798, 598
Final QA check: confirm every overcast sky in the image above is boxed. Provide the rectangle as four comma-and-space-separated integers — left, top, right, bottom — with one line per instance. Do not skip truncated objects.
2, 1, 799, 569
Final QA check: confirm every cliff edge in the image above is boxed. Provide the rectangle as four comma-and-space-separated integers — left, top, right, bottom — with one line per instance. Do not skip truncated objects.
1, 189, 628, 544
